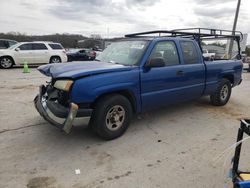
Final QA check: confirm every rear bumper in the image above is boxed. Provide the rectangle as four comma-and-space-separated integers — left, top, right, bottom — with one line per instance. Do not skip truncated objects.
34, 85, 92, 133
61, 54, 68, 63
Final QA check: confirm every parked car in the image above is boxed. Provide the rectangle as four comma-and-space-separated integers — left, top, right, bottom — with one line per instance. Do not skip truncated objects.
242, 55, 250, 72
34, 29, 243, 140
67, 49, 96, 61
0, 39, 18, 49
202, 49, 215, 60
92, 47, 103, 57
0, 42, 67, 69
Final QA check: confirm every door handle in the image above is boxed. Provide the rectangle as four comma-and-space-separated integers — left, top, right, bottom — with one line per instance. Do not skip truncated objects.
176, 70, 184, 76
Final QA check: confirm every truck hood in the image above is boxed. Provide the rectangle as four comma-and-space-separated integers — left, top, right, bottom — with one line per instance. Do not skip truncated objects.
37, 61, 134, 79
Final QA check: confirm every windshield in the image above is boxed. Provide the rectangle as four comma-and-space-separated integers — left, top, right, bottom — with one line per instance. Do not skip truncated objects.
8, 43, 20, 50
97, 40, 149, 66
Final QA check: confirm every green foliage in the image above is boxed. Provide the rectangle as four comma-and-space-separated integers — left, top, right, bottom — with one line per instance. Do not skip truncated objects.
245, 47, 250, 56
0, 32, 88, 48
78, 39, 102, 49
210, 42, 226, 48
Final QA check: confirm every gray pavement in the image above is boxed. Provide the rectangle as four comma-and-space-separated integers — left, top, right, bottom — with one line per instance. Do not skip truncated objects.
1, 68, 250, 188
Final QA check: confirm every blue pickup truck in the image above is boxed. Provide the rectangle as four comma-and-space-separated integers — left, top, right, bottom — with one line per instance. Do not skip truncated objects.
34, 29, 243, 140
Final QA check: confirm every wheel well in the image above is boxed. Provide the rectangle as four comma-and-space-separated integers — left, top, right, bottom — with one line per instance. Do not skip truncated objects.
223, 75, 234, 85
0, 56, 15, 65
92, 90, 137, 113
50, 56, 61, 62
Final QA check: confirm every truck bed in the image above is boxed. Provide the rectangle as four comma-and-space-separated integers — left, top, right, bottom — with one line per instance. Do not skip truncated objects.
204, 59, 243, 95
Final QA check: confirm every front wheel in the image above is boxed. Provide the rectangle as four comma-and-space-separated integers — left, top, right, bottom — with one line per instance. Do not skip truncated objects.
90, 94, 132, 140
210, 79, 232, 106
0, 57, 13, 69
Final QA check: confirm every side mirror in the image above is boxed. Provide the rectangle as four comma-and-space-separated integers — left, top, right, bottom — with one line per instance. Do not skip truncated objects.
145, 58, 165, 68
15, 48, 20, 51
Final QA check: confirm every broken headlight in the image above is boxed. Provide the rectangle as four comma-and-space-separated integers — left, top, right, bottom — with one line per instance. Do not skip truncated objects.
54, 80, 73, 92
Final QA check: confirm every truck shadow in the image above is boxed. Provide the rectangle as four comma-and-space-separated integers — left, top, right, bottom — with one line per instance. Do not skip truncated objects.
31, 95, 243, 165
128, 97, 211, 132
38, 96, 212, 145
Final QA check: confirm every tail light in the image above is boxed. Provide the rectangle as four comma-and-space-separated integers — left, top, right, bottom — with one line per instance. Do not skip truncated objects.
91, 51, 96, 57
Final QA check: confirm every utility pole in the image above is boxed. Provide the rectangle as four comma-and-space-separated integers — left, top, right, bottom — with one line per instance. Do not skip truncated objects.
228, 0, 241, 58
107, 27, 109, 39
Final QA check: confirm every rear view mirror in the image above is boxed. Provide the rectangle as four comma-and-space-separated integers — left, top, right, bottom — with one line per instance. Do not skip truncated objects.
145, 58, 165, 68
15, 48, 20, 51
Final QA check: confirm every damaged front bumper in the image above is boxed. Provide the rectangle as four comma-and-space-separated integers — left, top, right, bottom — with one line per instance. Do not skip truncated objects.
34, 85, 92, 133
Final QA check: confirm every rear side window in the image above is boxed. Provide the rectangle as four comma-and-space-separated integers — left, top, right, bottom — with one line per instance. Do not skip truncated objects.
33, 43, 48, 50
48, 44, 63, 49
0, 40, 8, 48
19, 43, 33, 50
180, 41, 199, 64
79, 50, 86, 53
150, 41, 180, 66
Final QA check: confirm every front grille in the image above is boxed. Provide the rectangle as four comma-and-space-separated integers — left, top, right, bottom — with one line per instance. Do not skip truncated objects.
57, 90, 70, 107
45, 84, 70, 107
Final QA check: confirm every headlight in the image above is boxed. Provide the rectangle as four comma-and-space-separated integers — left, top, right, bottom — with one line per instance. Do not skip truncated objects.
54, 80, 73, 91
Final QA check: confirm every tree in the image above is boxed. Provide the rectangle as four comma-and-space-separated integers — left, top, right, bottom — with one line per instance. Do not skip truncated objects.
0, 32, 87, 48
90, 34, 102, 39
245, 47, 250, 56
78, 39, 103, 49
210, 42, 226, 48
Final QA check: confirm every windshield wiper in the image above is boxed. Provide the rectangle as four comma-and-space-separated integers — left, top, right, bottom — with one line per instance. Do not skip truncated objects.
95, 59, 101, 61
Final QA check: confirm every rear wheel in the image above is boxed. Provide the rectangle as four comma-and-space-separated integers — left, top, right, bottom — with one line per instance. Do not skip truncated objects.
210, 79, 232, 106
90, 94, 132, 140
50, 56, 61, 64
0, 57, 13, 69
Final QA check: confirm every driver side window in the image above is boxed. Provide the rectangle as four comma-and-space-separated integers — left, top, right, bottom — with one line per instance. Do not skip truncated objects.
150, 41, 180, 66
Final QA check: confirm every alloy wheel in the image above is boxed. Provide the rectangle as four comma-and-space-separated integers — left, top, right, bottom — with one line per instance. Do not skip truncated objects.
105, 105, 125, 131
0, 58, 12, 68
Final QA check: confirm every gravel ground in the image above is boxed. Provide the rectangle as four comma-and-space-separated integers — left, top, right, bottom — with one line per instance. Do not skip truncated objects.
0, 68, 250, 188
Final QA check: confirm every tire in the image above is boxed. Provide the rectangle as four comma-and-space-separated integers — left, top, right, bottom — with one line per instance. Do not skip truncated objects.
90, 94, 133, 140
210, 78, 232, 106
67, 56, 72, 62
49, 56, 61, 64
0, 57, 13, 69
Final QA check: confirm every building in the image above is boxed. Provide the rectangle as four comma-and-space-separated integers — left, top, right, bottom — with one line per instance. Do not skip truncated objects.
77, 38, 124, 50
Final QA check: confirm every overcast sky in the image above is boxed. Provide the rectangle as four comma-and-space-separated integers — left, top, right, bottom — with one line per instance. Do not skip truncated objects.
0, 0, 249, 42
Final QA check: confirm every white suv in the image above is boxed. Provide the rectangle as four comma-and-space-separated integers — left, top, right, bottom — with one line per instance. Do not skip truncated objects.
0, 41, 68, 69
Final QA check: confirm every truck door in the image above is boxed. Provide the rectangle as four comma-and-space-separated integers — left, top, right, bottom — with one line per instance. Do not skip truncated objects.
140, 40, 205, 111
140, 40, 185, 111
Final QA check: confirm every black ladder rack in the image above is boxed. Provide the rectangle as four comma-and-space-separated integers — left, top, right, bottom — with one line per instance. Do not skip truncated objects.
125, 28, 243, 41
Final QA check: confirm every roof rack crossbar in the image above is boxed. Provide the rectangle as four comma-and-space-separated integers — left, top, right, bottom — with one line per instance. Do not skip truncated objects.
172, 28, 242, 38
125, 28, 243, 41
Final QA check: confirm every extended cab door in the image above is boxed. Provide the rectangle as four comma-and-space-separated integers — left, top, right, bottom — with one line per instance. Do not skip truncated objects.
178, 40, 206, 99
140, 40, 205, 111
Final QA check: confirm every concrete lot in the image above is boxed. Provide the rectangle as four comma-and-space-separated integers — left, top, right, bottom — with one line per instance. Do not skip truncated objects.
1, 68, 250, 188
